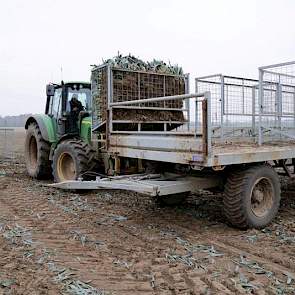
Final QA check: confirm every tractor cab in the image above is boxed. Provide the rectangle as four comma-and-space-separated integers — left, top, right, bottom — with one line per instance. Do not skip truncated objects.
45, 82, 91, 138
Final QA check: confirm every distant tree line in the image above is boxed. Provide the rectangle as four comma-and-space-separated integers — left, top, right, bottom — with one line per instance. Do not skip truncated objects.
0, 114, 32, 127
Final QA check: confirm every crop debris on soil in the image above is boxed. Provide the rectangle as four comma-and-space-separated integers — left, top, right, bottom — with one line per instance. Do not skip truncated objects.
2, 149, 295, 294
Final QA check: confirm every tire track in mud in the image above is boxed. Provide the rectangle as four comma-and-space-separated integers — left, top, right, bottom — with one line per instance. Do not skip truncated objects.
0, 200, 61, 294
91, 206, 239, 294
213, 237, 295, 271
0, 191, 153, 294
159, 219, 295, 293
164, 212, 295, 268
0, 236, 61, 295
0, 178, 217, 294
1, 172, 295, 294
0, 177, 247, 294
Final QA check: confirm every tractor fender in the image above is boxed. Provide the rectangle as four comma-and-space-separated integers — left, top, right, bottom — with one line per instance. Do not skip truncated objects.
25, 115, 56, 143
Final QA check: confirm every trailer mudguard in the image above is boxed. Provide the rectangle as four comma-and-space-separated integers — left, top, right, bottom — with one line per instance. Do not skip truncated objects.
25, 115, 57, 143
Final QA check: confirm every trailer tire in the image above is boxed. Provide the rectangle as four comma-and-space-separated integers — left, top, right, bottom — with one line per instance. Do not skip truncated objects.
224, 164, 280, 229
25, 122, 51, 179
52, 139, 95, 183
157, 192, 190, 206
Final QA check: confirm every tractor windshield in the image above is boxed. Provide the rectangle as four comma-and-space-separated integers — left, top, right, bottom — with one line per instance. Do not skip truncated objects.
66, 87, 91, 112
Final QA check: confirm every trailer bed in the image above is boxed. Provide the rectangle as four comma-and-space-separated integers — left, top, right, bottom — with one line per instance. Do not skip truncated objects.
109, 133, 295, 167
210, 141, 295, 166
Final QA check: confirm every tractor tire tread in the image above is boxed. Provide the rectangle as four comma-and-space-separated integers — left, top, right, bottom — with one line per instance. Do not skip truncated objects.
25, 122, 51, 179
52, 139, 95, 182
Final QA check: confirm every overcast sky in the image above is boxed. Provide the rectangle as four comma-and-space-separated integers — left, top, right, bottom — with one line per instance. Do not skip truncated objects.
0, 0, 294, 116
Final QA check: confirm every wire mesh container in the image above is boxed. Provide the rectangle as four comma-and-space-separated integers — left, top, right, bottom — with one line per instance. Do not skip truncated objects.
196, 75, 258, 144
195, 62, 295, 146
91, 65, 187, 130
259, 61, 295, 143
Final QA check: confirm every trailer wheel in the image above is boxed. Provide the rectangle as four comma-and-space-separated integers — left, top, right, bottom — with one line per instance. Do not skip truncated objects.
157, 192, 190, 206
224, 164, 280, 229
25, 122, 51, 179
52, 139, 95, 182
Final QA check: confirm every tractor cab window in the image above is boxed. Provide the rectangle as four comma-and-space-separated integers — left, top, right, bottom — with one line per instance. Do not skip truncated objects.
66, 87, 91, 112
49, 88, 62, 117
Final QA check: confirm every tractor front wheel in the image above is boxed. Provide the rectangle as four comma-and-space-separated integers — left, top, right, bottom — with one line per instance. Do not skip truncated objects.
52, 140, 95, 182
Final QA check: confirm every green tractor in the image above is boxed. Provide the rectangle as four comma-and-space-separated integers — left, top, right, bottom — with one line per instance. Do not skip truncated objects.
25, 82, 95, 182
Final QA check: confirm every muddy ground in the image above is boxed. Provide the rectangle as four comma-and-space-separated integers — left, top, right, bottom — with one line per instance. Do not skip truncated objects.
1, 130, 295, 294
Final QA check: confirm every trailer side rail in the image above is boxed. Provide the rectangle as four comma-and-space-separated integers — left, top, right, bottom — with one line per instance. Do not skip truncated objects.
109, 92, 212, 160
196, 63, 295, 147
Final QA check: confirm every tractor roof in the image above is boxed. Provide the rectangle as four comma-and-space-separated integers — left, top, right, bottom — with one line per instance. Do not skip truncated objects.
51, 81, 90, 88
65, 81, 90, 86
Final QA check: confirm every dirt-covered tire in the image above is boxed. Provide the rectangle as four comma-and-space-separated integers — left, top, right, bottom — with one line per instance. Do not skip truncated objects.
223, 164, 280, 229
52, 139, 95, 182
25, 122, 51, 179
157, 192, 190, 206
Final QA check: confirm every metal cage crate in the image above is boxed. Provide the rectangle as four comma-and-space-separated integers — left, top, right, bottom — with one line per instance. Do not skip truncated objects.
91, 64, 189, 137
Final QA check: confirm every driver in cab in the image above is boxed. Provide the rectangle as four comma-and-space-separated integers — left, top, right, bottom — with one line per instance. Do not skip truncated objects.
68, 94, 84, 133
70, 94, 84, 114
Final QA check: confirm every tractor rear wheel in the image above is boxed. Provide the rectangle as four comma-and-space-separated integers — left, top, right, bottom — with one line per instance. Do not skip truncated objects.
223, 164, 280, 229
52, 139, 95, 182
25, 122, 51, 179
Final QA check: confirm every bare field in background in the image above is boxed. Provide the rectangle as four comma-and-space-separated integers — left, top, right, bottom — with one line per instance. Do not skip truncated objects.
0, 127, 25, 161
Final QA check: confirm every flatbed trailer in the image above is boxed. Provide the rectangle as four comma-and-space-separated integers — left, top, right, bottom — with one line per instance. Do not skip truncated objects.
52, 61, 295, 229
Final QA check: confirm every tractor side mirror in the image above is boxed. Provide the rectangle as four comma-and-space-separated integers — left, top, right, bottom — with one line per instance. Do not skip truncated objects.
46, 84, 55, 96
